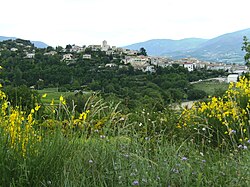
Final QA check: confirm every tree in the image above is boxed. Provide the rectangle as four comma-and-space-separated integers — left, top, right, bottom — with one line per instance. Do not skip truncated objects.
66, 44, 72, 52
187, 89, 207, 100
3, 85, 40, 110
46, 46, 54, 52
13, 67, 23, 86
242, 36, 250, 66
139, 47, 147, 56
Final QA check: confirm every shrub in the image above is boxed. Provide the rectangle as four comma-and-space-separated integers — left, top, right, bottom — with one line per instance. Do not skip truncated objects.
178, 76, 250, 150
3, 85, 40, 111
187, 89, 207, 100
0, 87, 41, 156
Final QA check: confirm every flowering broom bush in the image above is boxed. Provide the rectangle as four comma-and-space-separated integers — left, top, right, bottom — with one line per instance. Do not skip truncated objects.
0, 85, 42, 156
40, 94, 128, 138
178, 76, 250, 150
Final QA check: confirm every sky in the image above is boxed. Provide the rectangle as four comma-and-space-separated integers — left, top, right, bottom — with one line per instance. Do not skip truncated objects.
0, 0, 249, 47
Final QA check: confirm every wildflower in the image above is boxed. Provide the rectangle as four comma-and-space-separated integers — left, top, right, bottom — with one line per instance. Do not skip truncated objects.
172, 168, 179, 173
243, 145, 248, 149
27, 114, 33, 124
79, 111, 89, 120
42, 93, 47, 98
247, 140, 250, 144
177, 124, 181, 128
31, 109, 35, 114
181, 156, 188, 161
89, 159, 93, 163
231, 129, 236, 134
238, 145, 243, 149
132, 180, 139, 186
59, 95, 64, 102
59, 95, 66, 105
100, 135, 106, 139
124, 154, 129, 158
50, 99, 54, 106
35, 105, 41, 111
202, 160, 206, 163
142, 178, 147, 183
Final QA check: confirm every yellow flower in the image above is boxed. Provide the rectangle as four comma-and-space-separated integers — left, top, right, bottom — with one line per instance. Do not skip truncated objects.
35, 105, 41, 111
60, 95, 64, 102
59, 95, 66, 105
28, 114, 33, 123
50, 99, 54, 106
31, 109, 35, 114
79, 112, 87, 120
42, 93, 47, 98
177, 124, 181, 128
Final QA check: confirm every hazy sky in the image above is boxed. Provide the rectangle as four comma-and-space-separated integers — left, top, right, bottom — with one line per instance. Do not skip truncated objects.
1, 0, 249, 47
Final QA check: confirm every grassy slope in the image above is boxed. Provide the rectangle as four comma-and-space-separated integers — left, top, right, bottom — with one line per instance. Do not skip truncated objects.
38, 88, 74, 104
192, 81, 229, 96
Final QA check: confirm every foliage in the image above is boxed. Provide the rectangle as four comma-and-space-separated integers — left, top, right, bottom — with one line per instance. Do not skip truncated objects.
65, 92, 91, 113
0, 80, 250, 186
3, 85, 41, 111
187, 89, 207, 100
242, 36, 250, 66
0, 86, 41, 157
1, 37, 250, 186
192, 81, 229, 97
139, 47, 147, 56
0, 39, 228, 112
178, 76, 250, 150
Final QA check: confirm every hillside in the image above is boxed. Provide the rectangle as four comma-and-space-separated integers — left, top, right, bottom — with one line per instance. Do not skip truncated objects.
0, 36, 48, 48
125, 28, 250, 64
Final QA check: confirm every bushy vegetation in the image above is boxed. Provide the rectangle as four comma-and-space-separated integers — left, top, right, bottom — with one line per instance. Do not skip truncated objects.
0, 74, 250, 186
1, 37, 250, 186
0, 39, 227, 111
179, 77, 250, 150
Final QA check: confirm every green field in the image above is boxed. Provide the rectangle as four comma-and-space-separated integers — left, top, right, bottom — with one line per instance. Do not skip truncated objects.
192, 81, 229, 96
37, 88, 74, 104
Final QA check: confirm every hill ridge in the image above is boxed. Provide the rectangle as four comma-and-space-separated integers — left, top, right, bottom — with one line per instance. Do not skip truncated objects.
124, 28, 250, 63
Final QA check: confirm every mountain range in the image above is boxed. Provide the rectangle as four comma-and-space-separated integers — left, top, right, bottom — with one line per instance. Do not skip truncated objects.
125, 28, 250, 64
0, 36, 48, 48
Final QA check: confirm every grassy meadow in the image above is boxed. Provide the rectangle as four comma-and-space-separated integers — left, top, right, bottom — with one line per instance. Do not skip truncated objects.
38, 88, 74, 104
192, 81, 229, 96
1, 78, 250, 186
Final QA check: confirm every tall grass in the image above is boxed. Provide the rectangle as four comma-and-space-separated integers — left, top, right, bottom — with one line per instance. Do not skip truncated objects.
0, 79, 250, 186
1, 129, 250, 186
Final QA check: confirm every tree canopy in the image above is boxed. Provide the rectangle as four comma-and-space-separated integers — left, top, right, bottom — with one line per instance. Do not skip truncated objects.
139, 47, 147, 56
242, 36, 250, 66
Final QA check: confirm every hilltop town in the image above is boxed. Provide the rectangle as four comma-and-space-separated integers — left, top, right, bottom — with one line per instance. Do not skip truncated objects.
1, 39, 248, 79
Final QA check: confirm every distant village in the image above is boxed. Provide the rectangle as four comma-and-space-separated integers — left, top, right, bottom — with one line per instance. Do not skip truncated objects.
2, 39, 249, 83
